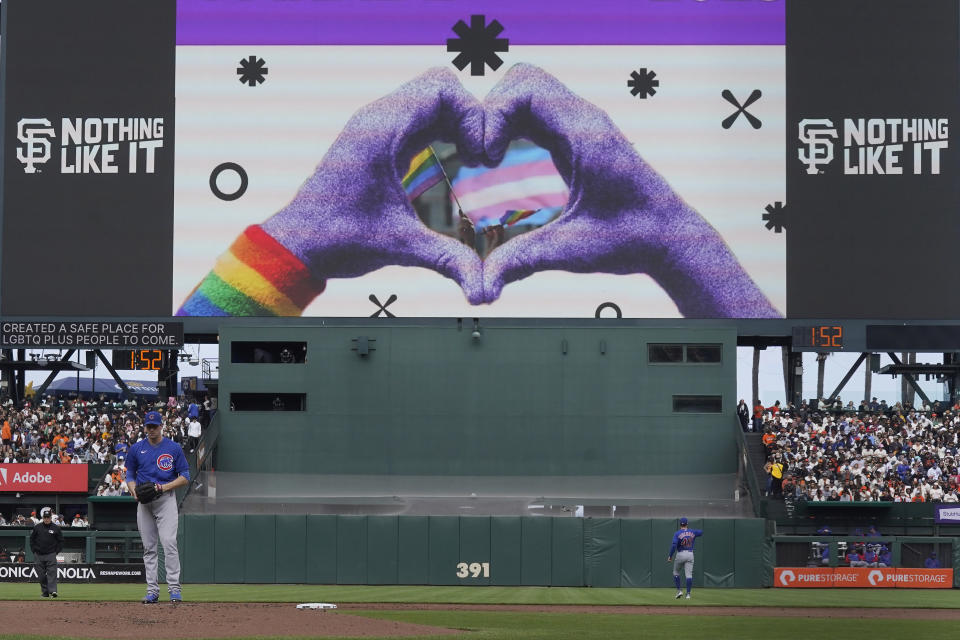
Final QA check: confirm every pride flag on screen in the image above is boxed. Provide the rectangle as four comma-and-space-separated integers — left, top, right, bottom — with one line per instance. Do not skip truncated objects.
500, 209, 539, 227
402, 147, 445, 200
451, 145, 567, 230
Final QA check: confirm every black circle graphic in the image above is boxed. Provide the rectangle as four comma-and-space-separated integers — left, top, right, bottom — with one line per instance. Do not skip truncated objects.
209, 162, 248, 201
594, 302, 623, 319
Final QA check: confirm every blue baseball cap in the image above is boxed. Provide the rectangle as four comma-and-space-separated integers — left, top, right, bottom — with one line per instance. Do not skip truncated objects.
144, 411, 163, 426
679, 517, 688, 525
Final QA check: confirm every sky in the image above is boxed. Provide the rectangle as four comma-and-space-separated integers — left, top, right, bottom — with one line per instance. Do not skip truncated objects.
736, 347, 948, 406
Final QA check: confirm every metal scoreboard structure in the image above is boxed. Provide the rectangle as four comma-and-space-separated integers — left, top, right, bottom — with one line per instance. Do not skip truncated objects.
2, 1, 960, 399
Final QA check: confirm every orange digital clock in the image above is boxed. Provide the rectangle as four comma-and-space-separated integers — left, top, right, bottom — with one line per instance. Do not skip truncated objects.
792, 326, 843, 350
110, 349, 169, 371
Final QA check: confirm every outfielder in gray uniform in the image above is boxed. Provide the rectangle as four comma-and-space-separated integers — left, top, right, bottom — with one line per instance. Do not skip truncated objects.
125, 410, 190, 604
667, 517, 703, 599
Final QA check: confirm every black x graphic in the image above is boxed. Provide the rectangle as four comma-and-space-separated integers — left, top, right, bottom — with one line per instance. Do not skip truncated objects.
369, 294, 397, 318
721, 89, 762, 129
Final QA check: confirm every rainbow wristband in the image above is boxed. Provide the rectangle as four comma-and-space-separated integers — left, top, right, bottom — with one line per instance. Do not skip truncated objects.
176, 225, 326, 316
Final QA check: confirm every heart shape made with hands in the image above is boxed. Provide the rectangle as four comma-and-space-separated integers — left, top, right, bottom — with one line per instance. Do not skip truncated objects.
266, 63, 778, 317
387, 63, 671, 305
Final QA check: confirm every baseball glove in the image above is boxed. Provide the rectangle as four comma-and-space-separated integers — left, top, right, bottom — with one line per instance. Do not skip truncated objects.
135, 482, 162, 504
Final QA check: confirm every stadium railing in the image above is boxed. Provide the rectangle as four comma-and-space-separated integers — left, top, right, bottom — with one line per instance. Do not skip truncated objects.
733, 414, 762, 517
178, 410, 220, 508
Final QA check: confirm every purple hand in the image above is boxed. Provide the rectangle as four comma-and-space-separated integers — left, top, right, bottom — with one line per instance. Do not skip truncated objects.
480, 64, 781, 318
261, 68, 487, 304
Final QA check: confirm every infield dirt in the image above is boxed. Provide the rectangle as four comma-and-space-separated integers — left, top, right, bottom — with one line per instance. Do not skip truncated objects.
0, 601, 453, 638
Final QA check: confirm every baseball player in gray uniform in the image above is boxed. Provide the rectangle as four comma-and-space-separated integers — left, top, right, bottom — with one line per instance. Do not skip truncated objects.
667, 517, 703, 599
125, 411, 190, 603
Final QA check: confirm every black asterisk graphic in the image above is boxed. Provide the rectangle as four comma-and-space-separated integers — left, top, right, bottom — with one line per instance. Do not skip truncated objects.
237, 56, 268, 87
627, 68, 659, 98
447, 15, 509, 76
762, 201, 786, 233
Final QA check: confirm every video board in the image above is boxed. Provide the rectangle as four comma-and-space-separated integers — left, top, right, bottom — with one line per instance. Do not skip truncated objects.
0, 0, 957, 320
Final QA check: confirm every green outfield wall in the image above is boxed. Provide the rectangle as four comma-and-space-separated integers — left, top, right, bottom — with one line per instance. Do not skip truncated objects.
217, 325, 737, 477
178, 515, 768, 587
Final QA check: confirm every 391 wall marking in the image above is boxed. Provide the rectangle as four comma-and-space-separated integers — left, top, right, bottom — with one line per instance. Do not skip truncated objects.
456, 562, 490, 578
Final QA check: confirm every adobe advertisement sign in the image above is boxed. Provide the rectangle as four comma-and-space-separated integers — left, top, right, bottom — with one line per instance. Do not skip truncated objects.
775, 567, 953, 589
0, 464, 88, 493
0, 563, 145, 583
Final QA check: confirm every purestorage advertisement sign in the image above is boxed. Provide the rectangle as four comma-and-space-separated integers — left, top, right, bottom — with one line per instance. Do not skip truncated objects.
775, 567, 953, 589
0, 464, 87, 492
0, 563, 145, 583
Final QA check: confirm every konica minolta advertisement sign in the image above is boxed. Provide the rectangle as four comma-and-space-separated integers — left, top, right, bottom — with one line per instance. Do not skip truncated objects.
0, 563, 145, 583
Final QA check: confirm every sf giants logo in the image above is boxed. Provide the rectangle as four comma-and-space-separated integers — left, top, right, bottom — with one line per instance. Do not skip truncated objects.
798, 118, 838, 174
156, 453, 174, 472
16, 118, 56, 173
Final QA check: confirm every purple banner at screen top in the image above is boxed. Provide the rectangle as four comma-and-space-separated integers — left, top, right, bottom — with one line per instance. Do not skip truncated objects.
177, 0, 784, 46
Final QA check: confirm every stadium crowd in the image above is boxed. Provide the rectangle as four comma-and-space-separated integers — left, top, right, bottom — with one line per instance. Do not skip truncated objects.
0, 393, 208, 498
0, 511, 87, 528
749, 398, 960, 503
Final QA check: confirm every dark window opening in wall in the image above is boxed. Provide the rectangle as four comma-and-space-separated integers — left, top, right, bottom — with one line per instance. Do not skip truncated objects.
231, 341, 307, 364
686, 344, 722, 363
673, 395, 722, 413
230, 393, 306, 412
649, 344, 683, 363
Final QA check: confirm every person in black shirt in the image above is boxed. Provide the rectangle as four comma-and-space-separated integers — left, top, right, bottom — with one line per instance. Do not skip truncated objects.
30, 507, 63, 598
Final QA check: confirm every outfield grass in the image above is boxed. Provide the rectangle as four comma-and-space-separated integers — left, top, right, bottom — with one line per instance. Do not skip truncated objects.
350, 610, 960, 640
0, 582, 957, 608
2, 611, 958, 640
